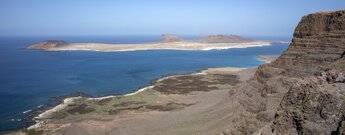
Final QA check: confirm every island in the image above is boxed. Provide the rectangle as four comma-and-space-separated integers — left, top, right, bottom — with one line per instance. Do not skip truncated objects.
27, 35, 272, 52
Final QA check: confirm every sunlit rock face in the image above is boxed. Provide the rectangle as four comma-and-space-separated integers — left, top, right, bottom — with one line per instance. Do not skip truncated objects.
271, 10, 345, 76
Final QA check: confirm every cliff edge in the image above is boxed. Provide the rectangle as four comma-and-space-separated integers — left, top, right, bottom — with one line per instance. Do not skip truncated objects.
225, 10, 345, 135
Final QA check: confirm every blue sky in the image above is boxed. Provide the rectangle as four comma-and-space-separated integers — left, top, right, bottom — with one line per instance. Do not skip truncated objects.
0, 0, 344, 37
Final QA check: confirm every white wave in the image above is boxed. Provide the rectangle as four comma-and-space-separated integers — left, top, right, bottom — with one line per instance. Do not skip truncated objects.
37, 105, 44, 108
23, 109, 32, 114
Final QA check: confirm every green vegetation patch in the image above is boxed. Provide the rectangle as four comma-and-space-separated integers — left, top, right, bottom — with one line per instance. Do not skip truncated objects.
97, 98, 113, 105
43, 73, 239, 122
153, 74, 239, 94
47, 89, 162, 121
146, 102, 194, 111
66, 104, 95, 115
202, 74, 241, 85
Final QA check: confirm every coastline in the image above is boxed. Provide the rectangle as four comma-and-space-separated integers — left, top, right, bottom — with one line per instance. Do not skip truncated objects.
29, 41, 272, 52
27, 67, 247, 130
18, 66, 256, 135
256, 55, 279, 63
28, 84, 157, 129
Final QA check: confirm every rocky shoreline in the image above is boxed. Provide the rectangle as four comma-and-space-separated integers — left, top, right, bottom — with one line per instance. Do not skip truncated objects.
11, 67, 244, 134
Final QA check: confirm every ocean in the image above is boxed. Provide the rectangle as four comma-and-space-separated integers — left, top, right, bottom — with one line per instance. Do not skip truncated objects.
0, 35, 289, 131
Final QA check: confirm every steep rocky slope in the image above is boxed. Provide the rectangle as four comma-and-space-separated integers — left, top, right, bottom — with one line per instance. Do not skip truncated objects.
227, 10, 345, 135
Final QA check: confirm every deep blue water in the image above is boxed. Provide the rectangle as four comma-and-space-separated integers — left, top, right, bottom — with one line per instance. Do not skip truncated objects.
0, 36, 289, 131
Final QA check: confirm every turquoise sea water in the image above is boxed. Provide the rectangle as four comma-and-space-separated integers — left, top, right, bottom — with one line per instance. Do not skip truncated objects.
0, 36, 289, 131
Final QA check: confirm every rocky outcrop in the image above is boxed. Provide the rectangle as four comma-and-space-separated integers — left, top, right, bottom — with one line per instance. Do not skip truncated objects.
271, 10, 345, 76
270, 78, 345, 135
161, 34, 256, 43
28, 40, 68, 50
226, 10, 345, 134
161, 34, 184, 42
199, 35, 255, 43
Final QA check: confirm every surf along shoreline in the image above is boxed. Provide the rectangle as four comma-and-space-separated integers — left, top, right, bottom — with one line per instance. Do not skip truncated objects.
19, 66, 243, 131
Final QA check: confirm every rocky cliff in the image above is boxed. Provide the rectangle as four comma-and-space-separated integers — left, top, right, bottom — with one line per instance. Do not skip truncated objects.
226, 10, 345, 135
268, 10, 345, 135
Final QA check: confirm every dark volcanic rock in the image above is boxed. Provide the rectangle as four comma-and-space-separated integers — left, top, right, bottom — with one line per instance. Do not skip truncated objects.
199, 34, 255, 43
271, 80, 345, 135
27, 40, 68, 50
225, 10, 345, 135
271, 10, 345, 76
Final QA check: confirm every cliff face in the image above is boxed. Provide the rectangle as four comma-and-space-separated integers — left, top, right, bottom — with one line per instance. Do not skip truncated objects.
271, 11, 345, 76
227, 10, 345, 135
268, 10, 345, 135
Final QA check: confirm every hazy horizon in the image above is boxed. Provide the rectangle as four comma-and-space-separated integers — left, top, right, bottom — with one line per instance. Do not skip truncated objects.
0, 0, 344, 37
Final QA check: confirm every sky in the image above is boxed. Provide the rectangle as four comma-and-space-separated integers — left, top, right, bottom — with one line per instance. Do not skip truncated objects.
0, 0, 344, 37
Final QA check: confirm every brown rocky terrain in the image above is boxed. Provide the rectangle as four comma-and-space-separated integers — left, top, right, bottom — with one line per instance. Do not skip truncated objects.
223, 10, 345, 134
199, 34, 255, 43
161, 34, 184, 42
27, 40, 68, 50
